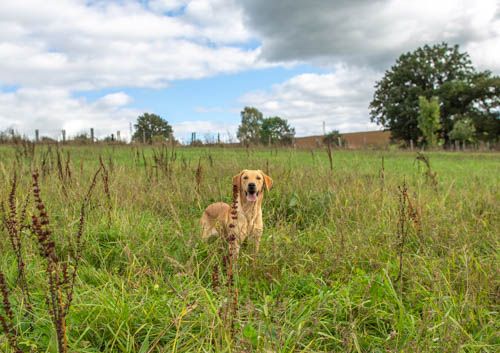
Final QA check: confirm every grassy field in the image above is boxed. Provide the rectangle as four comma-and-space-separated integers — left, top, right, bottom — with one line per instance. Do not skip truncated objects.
0, 144, 498, 352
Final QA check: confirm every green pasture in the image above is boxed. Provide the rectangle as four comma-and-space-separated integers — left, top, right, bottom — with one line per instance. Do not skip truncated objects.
0, 145, 498, 352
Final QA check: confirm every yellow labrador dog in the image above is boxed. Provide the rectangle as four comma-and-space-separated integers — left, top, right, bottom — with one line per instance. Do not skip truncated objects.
200, 169, 272, 257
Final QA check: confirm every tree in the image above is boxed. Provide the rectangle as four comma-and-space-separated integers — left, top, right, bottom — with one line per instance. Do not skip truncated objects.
72, 132, 92, 144
322, 130, 344, 146
237, 107, 263, 145
440, 72, 500, 142
133, 113, 173, 144
260, 116, 295, 145
449, 117, 476, 144
418, 96, 442, 147
370, 43, 499, 143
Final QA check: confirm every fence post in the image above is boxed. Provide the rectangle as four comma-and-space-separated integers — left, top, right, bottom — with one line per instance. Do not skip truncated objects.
35, 129, 39, 143
62, 129, 66, 144
90, 128, 94, 143
410, 139, 414, 151
117, 131, 121, 141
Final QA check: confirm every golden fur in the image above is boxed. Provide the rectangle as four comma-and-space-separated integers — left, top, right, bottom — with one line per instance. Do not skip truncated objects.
200, 169, 273, 257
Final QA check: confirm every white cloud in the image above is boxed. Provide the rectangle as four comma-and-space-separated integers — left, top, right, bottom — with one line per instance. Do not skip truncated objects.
0, 88, 138, 140
465, 36, 500, 73
0, 0, 262, 90
240, 65, 381, 135
182, 0, 252, 44
96, 92, 133, 107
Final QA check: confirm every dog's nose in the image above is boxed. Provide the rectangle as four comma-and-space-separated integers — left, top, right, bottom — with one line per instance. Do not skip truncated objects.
248, 183, 256, 192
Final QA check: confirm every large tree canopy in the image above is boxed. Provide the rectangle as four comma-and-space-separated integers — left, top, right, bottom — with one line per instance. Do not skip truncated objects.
369, 43, 499, 143
133, 113, 173, 144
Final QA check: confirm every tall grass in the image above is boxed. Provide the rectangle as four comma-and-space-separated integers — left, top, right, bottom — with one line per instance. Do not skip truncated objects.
0, 145, 498, 352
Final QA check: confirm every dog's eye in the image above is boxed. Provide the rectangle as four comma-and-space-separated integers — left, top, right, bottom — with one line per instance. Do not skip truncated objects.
243, 176, 248, 180
256, 176, 261, 180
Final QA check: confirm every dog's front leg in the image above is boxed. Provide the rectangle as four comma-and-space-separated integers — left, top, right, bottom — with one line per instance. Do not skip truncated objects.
253, 228, 263, 258
229, 223, 244, 261
252, 211, 264, 259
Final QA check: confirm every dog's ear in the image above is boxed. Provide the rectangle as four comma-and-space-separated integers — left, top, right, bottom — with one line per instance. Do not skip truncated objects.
232, 171, 243, 190
259, 170, 273, 191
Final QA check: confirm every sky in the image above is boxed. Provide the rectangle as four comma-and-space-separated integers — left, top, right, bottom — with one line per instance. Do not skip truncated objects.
0, 0, 498, 143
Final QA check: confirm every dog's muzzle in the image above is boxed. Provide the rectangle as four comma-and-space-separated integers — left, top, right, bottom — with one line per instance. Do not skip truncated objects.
245, 183, 258, 202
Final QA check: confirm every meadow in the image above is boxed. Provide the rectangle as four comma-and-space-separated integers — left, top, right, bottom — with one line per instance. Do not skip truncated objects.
0, 144, 498, 352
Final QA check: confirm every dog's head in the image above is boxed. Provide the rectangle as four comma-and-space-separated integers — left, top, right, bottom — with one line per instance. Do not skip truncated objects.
233, 169, 273, 203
